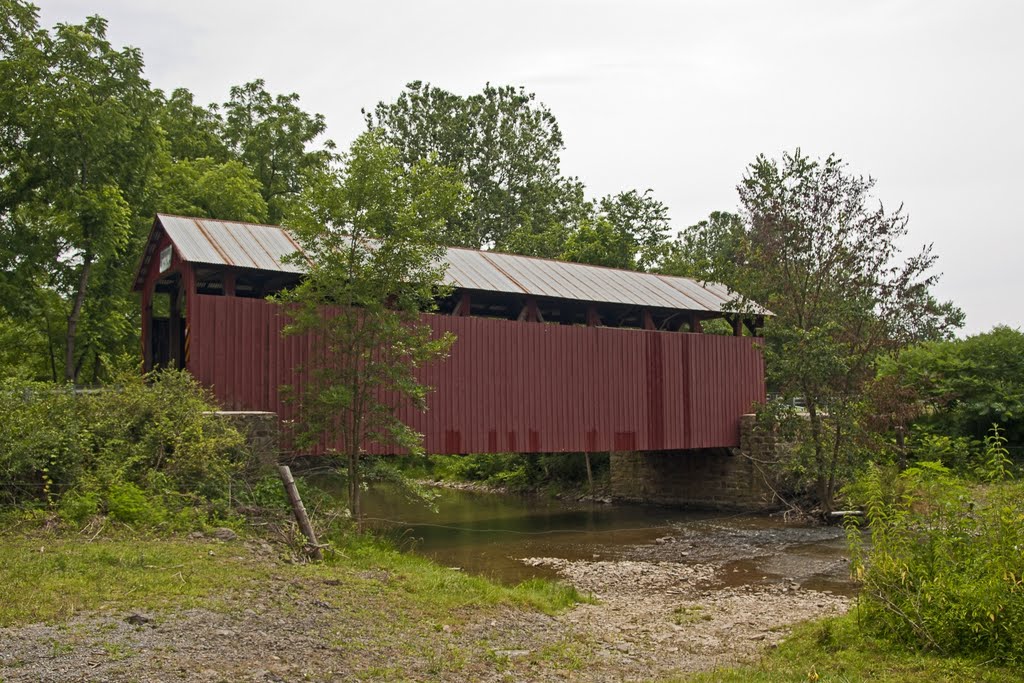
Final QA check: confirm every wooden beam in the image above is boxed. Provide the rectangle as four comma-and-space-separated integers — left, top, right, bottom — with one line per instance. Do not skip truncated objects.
586, 305, 601, 327
141, 282, 153, 372
222, 269, 236, 297
517, 297, 543, 322
452, 291, 471, 316
643, 310, 656, 330
688, 313, 703, 333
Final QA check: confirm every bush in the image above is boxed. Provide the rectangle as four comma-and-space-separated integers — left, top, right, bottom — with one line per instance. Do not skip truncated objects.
849, 434, 1024, 664
0, 370, 248, 527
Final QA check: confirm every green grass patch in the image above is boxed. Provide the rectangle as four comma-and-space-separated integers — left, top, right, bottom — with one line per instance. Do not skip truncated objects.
0, 534, 272, 626
322, 533, 593, 616
0, 530, 589, 629
681, 612, 1023, 682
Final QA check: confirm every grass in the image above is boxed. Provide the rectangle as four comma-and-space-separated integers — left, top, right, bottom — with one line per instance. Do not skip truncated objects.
680, 612, 1024, 683
321, 532, 593, 616
0, 534, 271, 626
0, 528, 589, 628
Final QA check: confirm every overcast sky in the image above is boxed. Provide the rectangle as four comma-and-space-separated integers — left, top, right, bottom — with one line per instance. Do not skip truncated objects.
39, 1, 1024, 334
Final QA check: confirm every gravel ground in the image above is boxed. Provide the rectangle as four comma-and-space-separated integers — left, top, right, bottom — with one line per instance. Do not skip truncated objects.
0, 535, 851, 682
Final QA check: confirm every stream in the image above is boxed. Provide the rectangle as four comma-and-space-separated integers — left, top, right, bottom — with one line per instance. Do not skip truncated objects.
359, 484, 857, 596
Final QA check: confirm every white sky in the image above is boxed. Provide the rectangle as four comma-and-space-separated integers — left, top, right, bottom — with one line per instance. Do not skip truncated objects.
39, 0, 1024, 335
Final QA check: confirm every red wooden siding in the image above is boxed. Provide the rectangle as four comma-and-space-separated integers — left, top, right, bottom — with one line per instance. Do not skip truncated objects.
189, 294, 765, 454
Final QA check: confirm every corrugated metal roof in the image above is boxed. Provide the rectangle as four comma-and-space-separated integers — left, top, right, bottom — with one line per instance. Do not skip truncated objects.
158, 214, 306, 273
141, 214, 767, 315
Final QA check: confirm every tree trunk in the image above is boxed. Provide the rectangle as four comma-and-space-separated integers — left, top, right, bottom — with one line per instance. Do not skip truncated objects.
65, 255, 93, 383
584, 452, 594, 493
807, 402, 833, 513
348, 450, 361, 529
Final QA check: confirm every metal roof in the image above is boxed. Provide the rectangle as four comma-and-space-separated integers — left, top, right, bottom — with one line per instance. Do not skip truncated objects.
139, 214, 767, 315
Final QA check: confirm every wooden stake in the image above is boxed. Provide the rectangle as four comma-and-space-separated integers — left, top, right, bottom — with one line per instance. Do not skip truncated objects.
277, 465, 323, 560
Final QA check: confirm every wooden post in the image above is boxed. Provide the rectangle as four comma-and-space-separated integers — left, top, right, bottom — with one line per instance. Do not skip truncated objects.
643, 310, 656, 330
277, 465, 323, 560
452, 291, 470, 316
222, 269, 236, 297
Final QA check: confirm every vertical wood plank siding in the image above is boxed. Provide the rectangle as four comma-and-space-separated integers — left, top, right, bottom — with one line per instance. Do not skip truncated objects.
189, 294, 766, 454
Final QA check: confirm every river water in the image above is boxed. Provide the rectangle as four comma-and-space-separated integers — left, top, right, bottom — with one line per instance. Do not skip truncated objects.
359, 484, 857, 596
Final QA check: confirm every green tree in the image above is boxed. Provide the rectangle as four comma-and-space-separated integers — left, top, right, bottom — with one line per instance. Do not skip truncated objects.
730, 150, 962, 510
276, 130, 467, 520
156, 87, 229, 163
878, 326, 1024, 451
0, 4, 162, 382
146, 157, 268, 224
659, 210, 746, 281
221, 79, 335, 223
365, 81, 587, 254
559, 190, 671, 270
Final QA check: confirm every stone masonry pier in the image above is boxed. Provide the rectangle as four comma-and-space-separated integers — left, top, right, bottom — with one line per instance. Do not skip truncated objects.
609, 415, 780, 511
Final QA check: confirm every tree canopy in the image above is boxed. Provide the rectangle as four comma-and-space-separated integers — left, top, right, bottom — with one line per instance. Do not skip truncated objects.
671, 150, 963, 509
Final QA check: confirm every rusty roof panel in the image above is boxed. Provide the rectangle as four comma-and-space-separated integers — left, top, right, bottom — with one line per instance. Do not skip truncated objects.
158, 215, 305, 273
442, 248, 522, 293
151, 214, 768, 314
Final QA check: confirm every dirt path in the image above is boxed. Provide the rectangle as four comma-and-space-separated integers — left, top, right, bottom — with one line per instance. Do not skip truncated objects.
0, 532, 851, 682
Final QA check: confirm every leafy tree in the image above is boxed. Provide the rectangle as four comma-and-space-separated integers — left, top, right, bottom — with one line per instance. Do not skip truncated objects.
147, 157, 268, 223
659, 210, 746, 281
221, 79, 335, 223
276, 130, 467, 520
724, 150, 962, 510
365, 81, 586, 254
156, 87, 229, 163
878, 326, 1024, 451
0, 4, 162, 382
560, 190, 671, 270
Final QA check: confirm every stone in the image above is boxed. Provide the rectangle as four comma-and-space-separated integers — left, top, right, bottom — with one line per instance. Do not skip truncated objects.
211, 527, 238, 541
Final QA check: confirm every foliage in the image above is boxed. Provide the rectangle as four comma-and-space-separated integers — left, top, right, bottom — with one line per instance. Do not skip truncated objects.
687, 150, 963, 510
683, 612, 1023, 682
847, 451, 1024, 664
659, 210, 746, 281
0, 369, 247, 526
276, 130, 467, 519
0, 2, 162, 382
156, 87, 229, 163
365, 81, 581, 253
0, 3, 335, 384
877, 326, 1024, 452
221, 79, 335, 223
420, 452, 608, 494
365, 81, 671, 270
559, 190, 671, 270
147, 157, 268, 224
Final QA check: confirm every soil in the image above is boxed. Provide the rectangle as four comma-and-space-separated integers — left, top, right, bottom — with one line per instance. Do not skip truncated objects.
0, 525, 852, 682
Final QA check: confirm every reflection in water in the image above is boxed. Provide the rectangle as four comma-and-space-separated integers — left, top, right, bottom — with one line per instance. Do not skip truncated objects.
336, 483, 856, 594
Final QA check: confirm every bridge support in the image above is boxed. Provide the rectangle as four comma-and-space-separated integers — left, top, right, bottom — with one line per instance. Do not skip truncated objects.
609, 415, 780, 511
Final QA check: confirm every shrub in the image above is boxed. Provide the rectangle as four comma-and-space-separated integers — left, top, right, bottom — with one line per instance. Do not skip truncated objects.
849, 431, 1024, 664
0, 370, 248, 528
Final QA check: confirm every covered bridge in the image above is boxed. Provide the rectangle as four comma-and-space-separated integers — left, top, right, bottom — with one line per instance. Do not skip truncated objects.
134, 214, 768, 456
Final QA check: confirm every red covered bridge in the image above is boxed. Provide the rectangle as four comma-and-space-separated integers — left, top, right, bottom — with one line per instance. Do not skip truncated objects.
134, 214, 767, 456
